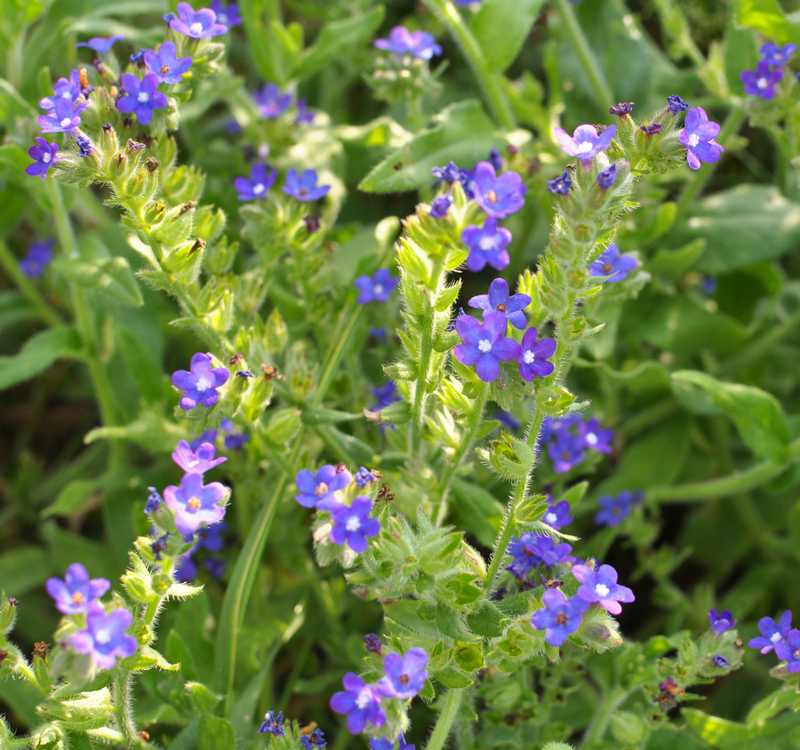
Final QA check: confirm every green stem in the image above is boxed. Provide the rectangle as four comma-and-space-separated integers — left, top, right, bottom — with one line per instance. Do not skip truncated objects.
422, 0, 515, 129
112, 672, 138, 748
0, 240, 63, 326
409, 312, 434, 454
312, 299, 363, 407
553, 0, 613, 111
581, 689, 627, 747
434, 381, 490, 525
425, 688, 465, 750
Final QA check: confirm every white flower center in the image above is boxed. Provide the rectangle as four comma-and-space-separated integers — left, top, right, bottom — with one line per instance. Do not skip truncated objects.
218, 13, 228, 24
355, 687, 372, 709
253, 183, 265, 195
190, 21, 204, 35
523, 349, 535, 364
585, 432, 598, 446
345, 515, 361, 532
195, 374, 212, 392
478, 339, 492, 353
61, 90, 72, 99
95, 628, 111, 645
771, 632, 783, 643
479, 235, 496, 252
688, 133, 700, 148
60, 117, 72, 128
373, 284, 384, 296
595, 583, 610, 597
545, 512, 557, 525
576, 141, 593, 155
757, 77, 768, 89
137, 92, 150, 103
42, 152, 52, 163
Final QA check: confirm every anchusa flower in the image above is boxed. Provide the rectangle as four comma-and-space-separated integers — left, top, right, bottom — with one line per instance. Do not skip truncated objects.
462, 218, 512, 272
517, 328, 556, 381
330, 673, 386, 733
220, 418, 249, 450
542, 414, 614, 474
371, 737, 414, 750
283, 169, 331, 202
547, 170, 572, 195
68, 603, 137, 669
46, 564, 110, 615
378, 648, 428, 698
355, 268, 400, 304
595, 491, 643, 527
171, 352, 229, 410
254, 83, 293, 118
295, 464, 352, 510
666, 94, 688, 113
374, 26, 442, 61
363, 633, 383, 654
371, 382, 401, 411
590, 244, 638, 282
531, 589, 588, 646
330, 497, 381, 553
470, 161, 526, 218
578, 418, 613, 454
302, 728, 327, 748
211, 0, 242, 27
508, 533, 572, 578
468, 278, 531, 330
170, 2, 228, 38
454, 311, 519, 382
749, 611, 792, 654
144, 41, 193, 85
760, 41, 796, 67
172, 439, 227, 474
75, 134, 93, 157
145, 486, 163, 514
116, 73, 168, 125
708, 608, 736, 634
76, 35, 124, 53
609, 101, 634, 116
553, 124, 616, 167
429, 194, 452, 218
596, 163, 617, 190
572, 562, 635, 615
259, 710, 285, 736
640, 122, 662, 136
432, 161, 471, 186
775, 630, 800, 672
679, 107, 724, 171
741, 61, 783, 100
544, 499, 572, 529
163, 472, 229, 538
19, 239, 54, 277
38, 97, 85, 133
40, 69, 86, 108
497, 409, 520, 431
547, 430, 585, 473
234, 162, 276, 201
355, 467, 377, 487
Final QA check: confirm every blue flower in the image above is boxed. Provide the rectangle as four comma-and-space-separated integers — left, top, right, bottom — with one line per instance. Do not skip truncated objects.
283, 169, 331, 202
594, 491, 642, 527
579, 418, 613, 453
295, 97, 316, 124
191, 429, 218, 450
429, 194, 452, 218
666, 95, 688, 113
68, 603, 137, 669
301, 728, 327, 748
144, 486, 163, 514
496, 409, 520, 432
544, 499, 572, 529
372, 382, 401, 411
19, 239, 54, 277
116, 73, 168, 125
471, 161, 526, 218
38, 96, 85, 133
220, 418, 249, 450
775, 629, 800, 672
355, 268, 400, 304
708, 608, 736, 634
363, 633, 383, 653
295, 465, 352, 510
211, 0, 242, 27
609, 101, 634, 116
507, 533, 572, 578
254, 83, 292, 118
572, 563, 635, 615
374, 26, 442, 61
547, 431, 585, 473
46, 564, 110, 615
518, 328, 556, 381
77, 35, 124, 53
75, 134, 93, 158
742, 61, 783, 100
468, 278, 530, 330
259, 710, 285, 736
679, 107, 724, 171
432, 161, 469, 185
530, 589, 588, 646
589, 244, 637, 282
760, 41, 796, 67
172, 439, 227, 474
144, 41, 193, 85
553, 124, 616, 167
355, 467, 377, 487
234, 162, 276, 201
371, 738, 414, 750
170, 2, 228, 38
330, 497, 381, 553
712, 654, 730, 668
749, 611, 792, 654
547, 170, 572, 195
379, 648, 428, 699
163, 472, 229, 538
454, 311, 520, 382
596, 163, 617, 191
462, 218, 512, 272
198, 521, 227, 552
171, 353, 229, 410
330, 673, 386, 733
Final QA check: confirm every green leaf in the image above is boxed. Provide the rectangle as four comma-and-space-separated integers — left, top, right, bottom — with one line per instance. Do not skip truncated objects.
0, 291, 39, 332
52, 256, 143, 307
735, 0, 800, 45
0, 326, 83, 391
293, 6, 385, 81
42, 479, 104, 519
470, 0, 546, 73
359, 100, 497, 193
671, 371, 790, 461
198, 715, 236, 750
0, 79, 37, 125
0, 547, 51, 596
648, 239, 706, 281
451, 478, 504, 546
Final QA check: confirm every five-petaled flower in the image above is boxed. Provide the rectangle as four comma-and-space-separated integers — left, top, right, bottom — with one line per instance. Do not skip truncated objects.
544, 499, 572, 529
172, 439, 227, 474
46, 563, 110, 615
116, 73, 168, 125
234, 162, 277, 201
595, 491, 642, 527
258, 710, 285, 736
679, 107, 724, 171
760, 41, 796, 67
164, 471, 229, 538
666, 95, 688, 113
330, 673, 386, 733
77, 35, 124, 53
748, 611, 792, 654
283, 169, 331, 202
68, 603, 137, 670
572, 563, 635, 615
25, 138, 59, 179
468, 278, 531, 330
579, 418, 613, 453
254, 83, 293, 118
371, 382, 401, 411
708, 608, 736, 634
144, 41, 193, 85
471, 161, 526, 218
374, 26, 442, 61
741, 61, 783, 100
330, 497, 381, 553
211, 0, 242, 27
547, 170, 572, 196
553, 124, 616, 168
302, 728, 327, 748
19, 239, 54, 276
531, 589, 588, 646
171, 352, 229, 410
355, 268, 400, 304
454, 311, 520, 382
590, 244, 637, 283
775, 629, 800, 672
170, 2, 228, 38
38, 97, 85, 133
462, 218, 512, 272
379, 648, 428, 699
517, 328, 556, 381
295, 464, 352, 510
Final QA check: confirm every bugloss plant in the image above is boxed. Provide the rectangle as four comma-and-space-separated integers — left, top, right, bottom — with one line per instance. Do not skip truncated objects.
2, 1, 800, 749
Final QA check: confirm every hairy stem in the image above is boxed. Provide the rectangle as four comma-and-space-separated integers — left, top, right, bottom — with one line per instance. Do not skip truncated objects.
425, 687, 465, 750
112, 672, 139, 748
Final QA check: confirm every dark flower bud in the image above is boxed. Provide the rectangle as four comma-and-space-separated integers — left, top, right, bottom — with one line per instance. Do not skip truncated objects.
609, 101, 634, 116
363, 633, 383, 654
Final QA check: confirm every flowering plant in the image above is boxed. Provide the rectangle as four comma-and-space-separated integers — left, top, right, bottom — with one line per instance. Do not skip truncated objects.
1, 1, 800, 749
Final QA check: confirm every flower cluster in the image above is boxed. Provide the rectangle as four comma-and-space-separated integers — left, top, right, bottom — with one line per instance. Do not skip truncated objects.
234, 164, 330, 203
741, 41, 795, 100
541, 414, 613, 473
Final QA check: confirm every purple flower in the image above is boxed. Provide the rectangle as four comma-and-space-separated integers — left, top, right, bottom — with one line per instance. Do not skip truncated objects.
302, 728, 327, 748
371, 737, 414, 750
197, 521, 227, 552
355, 467, 377, 487
590, 244, 637, 282
77, 35, 124, 53
742, 61, 783, 100
679, 107, 724, 171
75, 134, 93, 158
254, 83, 293, 118
708, 608, 736, 634
517, 328, 556, 381
432, 161, 468, 185
487, 147, 503, 171
553, 124, 616, 167
712, 654, 730, 668
130, 49, 146, 65
330, 673, 386, 733
666, 95, 688, 113
496, 408, 520, 432
609, 101, 634, 116
579, 418, 613, 453
259, 710, 285, 736
430, 194, 452, 219
38, 97, 85, 133
547, 431, 585, 473
374, 26, 442, 61
372, 382, 401, 411
68, 603, 137, 669
530, 589, 588, 646
640, 122, 662, 136
355, 268, 400, 304
462, 218, 512, 272
364, 633, 383, 653
163, 472, 228, 538
234, 162, 276, 201
283, 169, 331, 202
116, 73, 168, 125
46, 564, 110, 615
544, 499, 572, 529
508, 534, 572, 578
595, 163, 617, 191
547, 170, 572, 196
191, 429, 218, 450
295, 97, 315, 124
172, 439, 227, 474
175, 553, 198, 583
471, 161, 526, 218
171, 352, 229, 410
775, 630, 800, 672
330, 497, 381, 553
572, 563, 635, 615
170, 2, 228, 38
468, 278, 531, 330
749, 611, 792, 654
19, 239, 54, 277
220, 418, 249, 450
379, 648, 428, 698
760, 41, 796, 66
454, 311, 520, 382
145, 486, 162, 514
295, 464, 352, 510
144, 41, 193, 85
211, 0, 242, 27
595, 491, 642, 527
